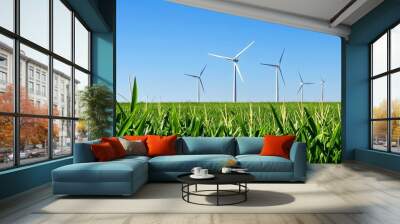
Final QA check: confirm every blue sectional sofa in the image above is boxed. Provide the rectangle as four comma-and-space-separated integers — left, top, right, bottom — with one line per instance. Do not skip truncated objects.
52, 137, 307, 196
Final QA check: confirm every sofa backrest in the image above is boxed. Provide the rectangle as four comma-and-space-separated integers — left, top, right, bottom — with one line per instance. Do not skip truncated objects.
235, 137, 263, 155
178, 137, 236, 155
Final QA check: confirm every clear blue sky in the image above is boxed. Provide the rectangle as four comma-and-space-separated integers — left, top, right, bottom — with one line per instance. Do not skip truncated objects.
117, 1, 341, 102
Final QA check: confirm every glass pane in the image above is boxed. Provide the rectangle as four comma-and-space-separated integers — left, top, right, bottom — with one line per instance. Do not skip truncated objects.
53, 119, 72, 157
20, 117, 49, 165
20, 0, 49, 49
20, 44, 49, 115
74, 69, 89, 118
372, 77, 387, 119
53, 59, 72, 117
391, 120, 400, 153
372, 121, 388, 151
0, 34, 14, 112
75, 120, 88, 143
372, 33, 387, 76
392, 24, 400, 70
0, 116, 13, 170
0, 0, 14, 31
74, 18, 89, 70
391, 72, 400, 118
53, 0, 72, 60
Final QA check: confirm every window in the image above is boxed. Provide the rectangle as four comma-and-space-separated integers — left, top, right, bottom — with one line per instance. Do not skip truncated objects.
20, 0, 49, 48
75, 18, 90, 70
28, 81, 34, 94
0, 0, 91, 170
370, 23, 400, 154
0, 0, 14, 32
0, 34, 13, 113
53, 0, 72, 60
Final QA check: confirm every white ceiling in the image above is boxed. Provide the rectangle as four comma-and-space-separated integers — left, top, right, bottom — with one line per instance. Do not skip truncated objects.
170, 0, 384, 38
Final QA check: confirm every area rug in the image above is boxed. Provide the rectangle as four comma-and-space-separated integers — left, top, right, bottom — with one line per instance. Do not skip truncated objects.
37, 183, 361, 214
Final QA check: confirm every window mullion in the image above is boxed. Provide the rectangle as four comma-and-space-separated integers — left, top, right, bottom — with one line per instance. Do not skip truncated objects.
388, 30, 391, 152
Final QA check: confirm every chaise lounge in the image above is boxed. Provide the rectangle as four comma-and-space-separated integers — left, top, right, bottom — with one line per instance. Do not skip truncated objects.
52, 137, 306, 196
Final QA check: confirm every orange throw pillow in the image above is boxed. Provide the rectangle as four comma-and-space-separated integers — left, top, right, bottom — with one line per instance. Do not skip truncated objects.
101, 137, 127, 158
124, 135, 148, 142
146, 135, 177, 157
260, 135, 296, 159
91, 142, 117, 161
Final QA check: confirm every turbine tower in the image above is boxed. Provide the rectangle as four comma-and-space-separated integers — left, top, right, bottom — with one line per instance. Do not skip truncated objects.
184, 64, 206, 102
261, 49, 286, 102
297, 72, 314, 103
208, 41, 255, 102
320, 77, 326, 102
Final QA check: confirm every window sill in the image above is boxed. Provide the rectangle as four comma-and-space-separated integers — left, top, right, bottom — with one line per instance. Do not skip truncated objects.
0, 156, 72, 176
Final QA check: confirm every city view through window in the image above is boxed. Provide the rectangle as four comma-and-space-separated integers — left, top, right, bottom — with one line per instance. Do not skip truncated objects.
0, 0, 90, 170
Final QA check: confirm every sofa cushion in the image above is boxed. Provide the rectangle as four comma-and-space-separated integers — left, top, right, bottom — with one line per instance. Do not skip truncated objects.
101, 137, 127, 158
236, 137, 263, 155
180, 137, 235, 155
260, 135, 296, 159
236, 155, 293, 172
149, 154, 235, 172
53, 158, 147, 183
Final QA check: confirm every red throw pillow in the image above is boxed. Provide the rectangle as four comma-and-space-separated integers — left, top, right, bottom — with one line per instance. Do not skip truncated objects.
260, 135, 296, 159
146, 135, 177, 157
91, 142, 117, 161
101, 137, 127, 158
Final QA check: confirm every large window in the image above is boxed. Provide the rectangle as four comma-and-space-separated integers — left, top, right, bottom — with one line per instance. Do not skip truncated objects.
371, 23, 400, 154
0, 0, 91, 170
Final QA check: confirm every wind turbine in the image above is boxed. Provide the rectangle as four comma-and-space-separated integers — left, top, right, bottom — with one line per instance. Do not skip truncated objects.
297, 72, 314, 103
184, 64, 206, 102
260, 49, 286, 102
208, 41, 255, 102
320, 77, 326, 102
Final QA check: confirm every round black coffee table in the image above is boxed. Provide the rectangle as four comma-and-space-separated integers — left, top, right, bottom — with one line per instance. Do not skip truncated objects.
177, 173, 255, 206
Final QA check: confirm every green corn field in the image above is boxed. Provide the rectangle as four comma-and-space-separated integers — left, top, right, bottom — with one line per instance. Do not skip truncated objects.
116, 79, 342, 163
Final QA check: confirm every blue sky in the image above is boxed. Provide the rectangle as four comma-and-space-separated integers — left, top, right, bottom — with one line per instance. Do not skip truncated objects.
117, 1, 341, 102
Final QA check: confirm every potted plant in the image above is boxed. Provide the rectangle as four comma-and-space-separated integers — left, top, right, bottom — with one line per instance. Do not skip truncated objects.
79, 84, 114, 140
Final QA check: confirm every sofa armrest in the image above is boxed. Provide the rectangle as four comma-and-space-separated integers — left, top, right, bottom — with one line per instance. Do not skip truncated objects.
73, 140, 100, 163
289, 142, 307, 181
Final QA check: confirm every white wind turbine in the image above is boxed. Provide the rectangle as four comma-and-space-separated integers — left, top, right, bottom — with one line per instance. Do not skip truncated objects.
320, 77, 326, 103
297, 72, 314, 103
184, 64, 206, 102
208, 41, 255, 102
260, 49, 286, 102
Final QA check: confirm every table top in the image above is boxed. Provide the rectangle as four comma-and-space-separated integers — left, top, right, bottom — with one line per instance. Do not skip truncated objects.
177, 172, 255, 185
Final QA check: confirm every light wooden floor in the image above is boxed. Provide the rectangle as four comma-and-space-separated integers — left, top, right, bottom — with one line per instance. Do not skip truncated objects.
1, 162, 400, 224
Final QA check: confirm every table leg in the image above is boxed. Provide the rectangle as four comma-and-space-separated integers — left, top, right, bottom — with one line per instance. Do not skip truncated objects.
217, 184, 219, 206
195, 184, 198, 192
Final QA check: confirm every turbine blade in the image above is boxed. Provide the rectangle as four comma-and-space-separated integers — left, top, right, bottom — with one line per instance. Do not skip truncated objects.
208, 53, 232, 60
279, 48, 285, 65
200, 64, 207, 77
235, 41, 255, 58
199, 78, 205, 92
278, 66, 286, 86
184, 74, 199, 78
260, 63, 278, 68
298, 72, 303, 82
305, 82, 315, 85
235, 63, 244, 82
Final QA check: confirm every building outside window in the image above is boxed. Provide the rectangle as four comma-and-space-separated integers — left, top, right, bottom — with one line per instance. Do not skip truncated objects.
371, 23, 400, 154
0, 0, 91, 170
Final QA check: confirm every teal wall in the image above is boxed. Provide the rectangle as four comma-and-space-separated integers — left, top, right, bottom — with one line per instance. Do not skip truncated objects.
343, 0, 400, 171
0, 0, 116, 200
